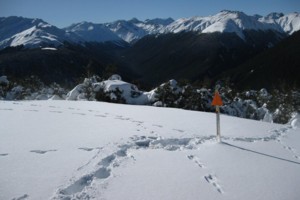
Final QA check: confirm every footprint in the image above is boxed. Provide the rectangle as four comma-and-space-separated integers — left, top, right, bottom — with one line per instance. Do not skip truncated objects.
78, 147, 94, 151
116, 149, 128, 157
24, 109, 39, 112
281, 144, 300, 159
94, 167, 111, 179
95, 114, 107, 118
61, 168, 111, 195
132, 120, 144, 124
12, 194, 29, 200
60, 174, 94, 195
187, 155, 205, 168
98, 155, 116, 167
148, 136, 158, 140
135, 139, 151, 148
115, 116, 130, 121
30, 149, 57, 154
173, 129, 184, 133
65, 141, 136, 195
50, 111, 63, 113
72, 113, 86, 116
61, 155, 115, 195
204, 174, 223, 194
283, 146, 294, 151
152, 124, 163, 128
0, 108, 13, 111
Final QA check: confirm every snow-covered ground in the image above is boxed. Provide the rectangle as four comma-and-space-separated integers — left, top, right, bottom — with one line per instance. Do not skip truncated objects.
0, 100, 299, 200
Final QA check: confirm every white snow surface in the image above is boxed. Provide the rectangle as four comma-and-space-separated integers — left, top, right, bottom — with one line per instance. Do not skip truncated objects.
0, 100, 299, 200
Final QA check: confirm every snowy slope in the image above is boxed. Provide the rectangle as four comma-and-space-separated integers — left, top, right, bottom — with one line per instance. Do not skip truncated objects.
0, 16, 79, 49
165, 10, 267, 37
64, 22, 122, 43
276, 12, 300, 35
137, 17, 174, 34
105, 18, 174, 42
0, 100, 299, 200
165, 10, 299, 39
104, 19, 147, 43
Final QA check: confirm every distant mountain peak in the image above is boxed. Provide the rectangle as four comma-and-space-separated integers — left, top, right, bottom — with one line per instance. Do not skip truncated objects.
64, 22, 122, 43
144, 18, 174, 25
129, 17, 141, 23
0, 16, 71, 48
220, 10, 243, 14
219, 10, 247, 16
0, 10, 300, 48
265, 12, 284, 19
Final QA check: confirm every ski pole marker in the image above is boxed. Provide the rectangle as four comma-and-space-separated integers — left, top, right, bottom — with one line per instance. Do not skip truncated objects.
212, 90, 223, 142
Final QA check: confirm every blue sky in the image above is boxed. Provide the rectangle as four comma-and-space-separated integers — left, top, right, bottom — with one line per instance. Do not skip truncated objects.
0, 0, 299, 28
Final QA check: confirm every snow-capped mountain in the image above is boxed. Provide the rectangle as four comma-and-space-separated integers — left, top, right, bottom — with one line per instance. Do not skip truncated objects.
64, 21, 123, 43
164, 10, 298, 39
275, 12, 300, 35
258, 12, 300, 35
104, 17, 174, 43
0, 11, 299, 48
0, 16, 79, 49
103, 10, 300, 42
65, 10, 298, 42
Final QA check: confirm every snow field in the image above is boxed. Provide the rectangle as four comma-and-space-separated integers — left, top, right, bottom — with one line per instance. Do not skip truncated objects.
0, 100, 299, 200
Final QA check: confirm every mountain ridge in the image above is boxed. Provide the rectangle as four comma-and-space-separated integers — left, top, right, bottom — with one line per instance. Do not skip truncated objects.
0, 10, 299, 48
0, 16, 82, 48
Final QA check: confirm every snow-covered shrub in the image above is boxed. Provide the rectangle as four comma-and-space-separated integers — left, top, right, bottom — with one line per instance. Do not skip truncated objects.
290, 113, 300, 129
153, 80, 184, 107
177, 86, 213, 111
108, 74, 122, 81
6, 85, 24, 100
1, 75, 67, 100
0, 76, 9, 99
66, 77, 97, 101
1, 73, 299, 124
68, 75, 148, 104
0, 76, 9, 86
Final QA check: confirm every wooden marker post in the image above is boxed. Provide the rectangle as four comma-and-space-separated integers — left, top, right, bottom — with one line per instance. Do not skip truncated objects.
211, 89, 223, 143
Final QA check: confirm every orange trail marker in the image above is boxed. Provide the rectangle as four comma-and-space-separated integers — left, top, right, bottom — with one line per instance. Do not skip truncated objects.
211, 91, 223, 106
212, 90, 223, 142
